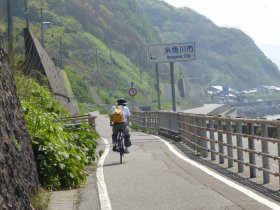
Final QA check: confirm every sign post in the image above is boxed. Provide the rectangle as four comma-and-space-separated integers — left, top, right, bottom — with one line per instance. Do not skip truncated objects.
148, 42, 195, 111
155, 63, 161, 110
128, 82, 137, 110
170, 62, 176, 111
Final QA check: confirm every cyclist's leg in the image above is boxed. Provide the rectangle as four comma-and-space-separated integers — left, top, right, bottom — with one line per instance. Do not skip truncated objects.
113, 123, 124, 151
112, 124, 118, 151
123, 125, 131, 147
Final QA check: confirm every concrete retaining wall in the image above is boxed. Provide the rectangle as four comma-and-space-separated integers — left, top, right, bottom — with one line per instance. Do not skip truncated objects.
23, 28, 79, 115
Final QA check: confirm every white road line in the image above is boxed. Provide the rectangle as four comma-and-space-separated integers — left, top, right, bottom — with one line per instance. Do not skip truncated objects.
96, 137, 112, 210
153, 136, 280, 210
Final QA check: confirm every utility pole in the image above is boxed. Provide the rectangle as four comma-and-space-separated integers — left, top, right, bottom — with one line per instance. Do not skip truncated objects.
95, 47, 100, 95
24, 0, 29, 28
40, 8, 44, 47
170, 62, 176, 111
59, 36, 63, 68
7, 0, 13, 55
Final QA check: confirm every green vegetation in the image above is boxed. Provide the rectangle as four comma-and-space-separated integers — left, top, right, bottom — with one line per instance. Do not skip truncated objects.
30, 188, 51, 210
16, 74, 98, 190
64, 66, 94, 104
130, 123, 139, 131
2, 0, 280, 110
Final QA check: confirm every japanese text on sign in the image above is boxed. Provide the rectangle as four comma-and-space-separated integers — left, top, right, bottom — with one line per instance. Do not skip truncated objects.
148, 42, 195, 63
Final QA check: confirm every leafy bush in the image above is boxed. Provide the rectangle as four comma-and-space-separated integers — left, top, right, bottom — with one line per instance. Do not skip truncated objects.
17, 75, 98, 190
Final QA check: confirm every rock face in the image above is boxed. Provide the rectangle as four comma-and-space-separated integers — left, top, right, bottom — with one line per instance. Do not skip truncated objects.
0, 35, 39, 209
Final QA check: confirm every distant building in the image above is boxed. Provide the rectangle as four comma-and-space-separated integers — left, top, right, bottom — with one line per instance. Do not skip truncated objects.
207, 85, 239, 103
260, 86, 280, 93
242, 89, 258, 94
207, 86, 223, 95
207, 86, 239, 95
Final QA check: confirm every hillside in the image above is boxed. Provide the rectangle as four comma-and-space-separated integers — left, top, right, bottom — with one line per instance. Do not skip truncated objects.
1, 0, 280, 109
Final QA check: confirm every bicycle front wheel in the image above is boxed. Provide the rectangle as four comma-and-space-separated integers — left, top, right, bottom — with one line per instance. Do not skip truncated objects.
119, 142, 123, 164
120, 149, 123, 164
118, 137, 124, 164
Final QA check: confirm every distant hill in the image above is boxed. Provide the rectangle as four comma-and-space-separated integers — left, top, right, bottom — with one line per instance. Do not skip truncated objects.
139, 0, 280, 90
259, 44, 280, 69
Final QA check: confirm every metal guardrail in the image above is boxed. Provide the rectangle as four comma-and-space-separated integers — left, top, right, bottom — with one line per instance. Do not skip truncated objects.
131, 111, 159, 134
61, 113, 97, 131
131, 111, 280, 185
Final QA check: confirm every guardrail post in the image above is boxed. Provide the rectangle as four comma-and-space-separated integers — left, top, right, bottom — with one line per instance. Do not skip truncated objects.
277, 121, 280, 186
194, 116, 199, 154
155, 112, 159, 134
146, 112, 149, 132
154, 112, 158, 134
226, 117, 233, 167
179, 114, 186, 145
187, 115, 192, 147
209, 116, 216, 160
217, 116, 224, 164
145, 112, 149, 132
191, 115, 196, 149
141, 112, 146, 131
200, 117, 208, 158
192, 116, 197, 151
197, 117, 202, 155
87, 114, 96, 131
169, 112, 172, 138
236, 119, 244, 173
247, 123, 256, 178
149, 112, 152, 132
190, 115, 195, 149
178, 114, 182, 142
261, 122, 270, 183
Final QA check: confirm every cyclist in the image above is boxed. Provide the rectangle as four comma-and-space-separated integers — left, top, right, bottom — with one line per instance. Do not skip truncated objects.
110, 98, 131, 153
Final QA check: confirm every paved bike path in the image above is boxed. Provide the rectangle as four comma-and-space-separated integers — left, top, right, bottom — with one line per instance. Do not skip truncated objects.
94, 112, 277, 210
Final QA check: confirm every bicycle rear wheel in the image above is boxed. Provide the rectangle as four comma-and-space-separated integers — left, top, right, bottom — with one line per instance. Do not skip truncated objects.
120, 147, 123, 164
119, 139, 124, 164
118, 132, 124, 164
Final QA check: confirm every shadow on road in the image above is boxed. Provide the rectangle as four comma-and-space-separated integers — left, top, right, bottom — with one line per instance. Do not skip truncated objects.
103, 161, 127, 167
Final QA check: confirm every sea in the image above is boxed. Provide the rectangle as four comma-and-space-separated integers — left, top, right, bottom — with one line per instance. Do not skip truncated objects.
264, 114, 280, 120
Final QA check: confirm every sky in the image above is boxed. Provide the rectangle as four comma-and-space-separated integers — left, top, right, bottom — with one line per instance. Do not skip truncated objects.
164, 0, 280, 66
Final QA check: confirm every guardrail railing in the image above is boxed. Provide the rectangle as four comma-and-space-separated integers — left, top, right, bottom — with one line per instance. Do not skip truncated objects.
131, 110, 280, 186
61, 113, 97, 131
131, 111, 159, 134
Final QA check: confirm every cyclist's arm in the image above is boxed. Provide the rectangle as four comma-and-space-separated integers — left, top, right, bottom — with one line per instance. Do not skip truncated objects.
109, 114, 113, 126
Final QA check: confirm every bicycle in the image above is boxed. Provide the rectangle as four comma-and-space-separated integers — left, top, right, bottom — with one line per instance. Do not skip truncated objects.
117, 130, 125, 164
